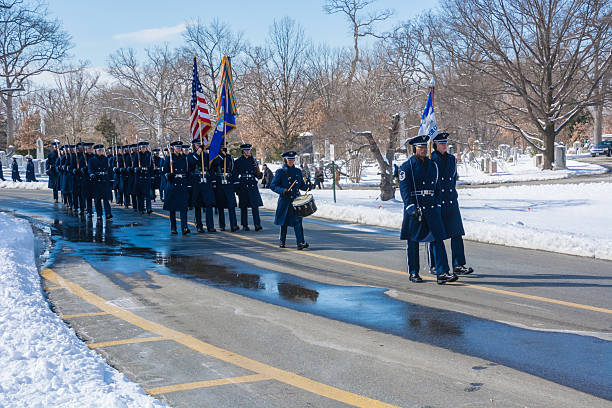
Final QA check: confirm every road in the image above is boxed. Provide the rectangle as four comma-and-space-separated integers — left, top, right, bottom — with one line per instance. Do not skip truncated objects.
1, 188, 610, 408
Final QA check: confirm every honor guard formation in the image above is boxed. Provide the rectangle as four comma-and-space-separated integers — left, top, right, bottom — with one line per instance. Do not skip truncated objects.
42, 131, 473, 282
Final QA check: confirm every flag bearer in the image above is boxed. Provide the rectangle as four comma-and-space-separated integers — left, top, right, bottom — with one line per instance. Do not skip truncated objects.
163, 141, 190, 235
189, 140, 216, 233
211, 147, 239, 232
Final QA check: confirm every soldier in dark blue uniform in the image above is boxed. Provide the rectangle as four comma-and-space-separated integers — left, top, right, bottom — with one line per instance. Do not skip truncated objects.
128, 144, 139, 211
135, 141, 153, 214
163, 141, 191, 234
160, 148, 170, 202
63, 145, 75, 210
25, 155, 37, 182
189, 140, 216, 233
12, 156, 22, 181
73, 143, 89, 216
211, 147, 239, 232
120, 146, 132, 208
399, 135, 457, 284
83, 143, 95, 217
108, 145, 120, 204
88, 144, 113, 220
232, 144, 263, 231
270, 151, 309, 249
46, 141, 60, 201
58, 146, 69, 205
428, 133, 473, 275
151, 148, 163, 201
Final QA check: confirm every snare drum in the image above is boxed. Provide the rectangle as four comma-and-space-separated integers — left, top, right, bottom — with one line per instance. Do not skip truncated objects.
292, 194, 317, 217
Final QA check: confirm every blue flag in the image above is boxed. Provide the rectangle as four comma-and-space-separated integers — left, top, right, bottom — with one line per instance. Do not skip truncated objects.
209, 56, 238, 164
208, 111, 236, 164
418, 91, 437, 137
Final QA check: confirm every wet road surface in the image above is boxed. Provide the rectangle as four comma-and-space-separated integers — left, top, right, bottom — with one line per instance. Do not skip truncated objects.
1, 189, 611, 407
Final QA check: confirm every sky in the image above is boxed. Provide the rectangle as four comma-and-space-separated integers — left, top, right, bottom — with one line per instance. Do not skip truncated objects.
44, 0, 439, 72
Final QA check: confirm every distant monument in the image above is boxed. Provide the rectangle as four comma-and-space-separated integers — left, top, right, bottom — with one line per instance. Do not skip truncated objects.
36, 137, 44, 160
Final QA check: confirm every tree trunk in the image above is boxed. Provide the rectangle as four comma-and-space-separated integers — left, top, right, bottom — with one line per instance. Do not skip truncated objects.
363, 114, 400, 201
543, 123, 555, 170
6, 94, 15, 146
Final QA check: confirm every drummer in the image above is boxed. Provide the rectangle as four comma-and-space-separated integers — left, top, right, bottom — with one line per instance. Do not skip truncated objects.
270, 150, 310, 250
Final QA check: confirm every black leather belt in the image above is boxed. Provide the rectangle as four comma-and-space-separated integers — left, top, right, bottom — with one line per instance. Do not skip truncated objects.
411, 190, 434, 196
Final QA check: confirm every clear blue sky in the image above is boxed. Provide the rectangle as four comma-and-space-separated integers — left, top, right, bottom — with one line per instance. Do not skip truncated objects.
46, 0, 439, 69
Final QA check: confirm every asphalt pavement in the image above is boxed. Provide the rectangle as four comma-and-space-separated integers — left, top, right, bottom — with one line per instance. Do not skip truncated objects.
0, 188, 610, 408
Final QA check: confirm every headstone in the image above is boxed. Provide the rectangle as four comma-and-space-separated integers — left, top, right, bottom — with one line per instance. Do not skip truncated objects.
534, 154, 544, 169
0, 151, 6, 168
489, 160, 497, 174
36, 137, 44, 160
448, 144, 455, 155
554, 145, 567, 170
484, 157, 491, 173
480, 158, 486, 172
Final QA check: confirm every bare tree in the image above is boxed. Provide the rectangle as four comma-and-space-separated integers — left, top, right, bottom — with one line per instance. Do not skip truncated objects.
241, 17, 313, 154
0, 0, 71, 146
182, 18, 246, 105
323, 0, 393, 86
106, 46, 189, 145
443, 0, 612, 169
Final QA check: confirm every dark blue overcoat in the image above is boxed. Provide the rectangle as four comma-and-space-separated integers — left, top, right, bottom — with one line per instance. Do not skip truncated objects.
232, 155, 263, 208
87, 154, 112, 200
162, 153, 190, 212
46, 150, 59, 189
189, 151, 216, 207
135, 151, 152, 195
431, 150, 465, 238
211, 153, 237, 208
26, 160, 36, 181
399, 155, 446, 242
270, 165, 307, 227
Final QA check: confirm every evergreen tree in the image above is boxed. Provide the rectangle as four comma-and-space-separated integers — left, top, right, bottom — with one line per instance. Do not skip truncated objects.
95, 113, 118, 146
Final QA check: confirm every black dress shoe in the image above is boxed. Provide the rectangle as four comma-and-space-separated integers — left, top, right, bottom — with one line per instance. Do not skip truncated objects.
409, 274, 424, 283
197, 226, 205, 233
230, 226, 240, 232
147, 209, 152, 214
182, 228, 191, 235
429, 267, 437, 275
219, 227, 226, 232
279, 241, 286, 248
254, 225, 262, 231
297, 242, 309, 250
242, 225, 250, 231
207, 228, 217, 233
437, 272, 459, 284
106, 214, 113, 220
171, 229, 178, 235
454, 265, 474, 275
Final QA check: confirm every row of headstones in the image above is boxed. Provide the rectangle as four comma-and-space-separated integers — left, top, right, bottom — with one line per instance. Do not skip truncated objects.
0, 151, 47, 175
534, 146, 567, 170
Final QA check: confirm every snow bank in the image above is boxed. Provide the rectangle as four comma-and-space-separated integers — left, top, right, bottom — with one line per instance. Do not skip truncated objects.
0, 212, 164, 408
261, 182, 612, 261
0, 180, 48, 189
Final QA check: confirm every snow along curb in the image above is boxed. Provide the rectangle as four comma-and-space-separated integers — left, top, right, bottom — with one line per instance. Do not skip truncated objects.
0, 212, 165, 408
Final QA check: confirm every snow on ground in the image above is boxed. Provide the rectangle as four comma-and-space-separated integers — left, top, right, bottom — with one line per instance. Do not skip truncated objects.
328, 154, 607, 187
0, 212, 165, 408
0, 180, 48, 189
261, 182, 612, 261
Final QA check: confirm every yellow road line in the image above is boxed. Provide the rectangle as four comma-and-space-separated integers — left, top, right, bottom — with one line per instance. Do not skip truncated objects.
61, 311, 110, 319
88, 336, 170, 349
145, 374, 271, 395
41, 267, 398, 408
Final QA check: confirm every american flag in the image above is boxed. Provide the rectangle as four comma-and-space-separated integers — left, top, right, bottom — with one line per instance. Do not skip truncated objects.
190, 57, 212, 145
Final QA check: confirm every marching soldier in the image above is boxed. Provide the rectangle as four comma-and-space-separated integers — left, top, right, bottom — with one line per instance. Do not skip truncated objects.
428, 133, 474, 275
163, 141, 191, 234
189, 140, 216, 233
58, 146, 68, 205
399, 135, 457, 284
63, 145, 75, 210
135, 141, 153, 214
74, 143, 88, 216
270, 151, 309, 249
160, 148, 170, 202
110, 144, 122, 205
128, 144, 139, 211
152, 148, 163, 201
25, 155, 37, 182
211, 147, 239, 232
232, 144, 263, 231
88, 144, 113, 220
120, 146, 132, 208
46, 141, 60, 201
83, 143, 95, 217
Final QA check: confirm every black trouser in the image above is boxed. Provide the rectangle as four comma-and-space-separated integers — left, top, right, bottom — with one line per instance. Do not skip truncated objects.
280, 221, 304, 245
169, 210, 188, 231
94, 197, 111, 218
241, 207, 261, 227
195, 205, 214, 229
217, 207, 237, 229
52, 188, 58, 201
137, 192, 151, 212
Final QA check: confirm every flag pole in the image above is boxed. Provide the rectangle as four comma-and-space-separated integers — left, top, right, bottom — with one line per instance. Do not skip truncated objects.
199, 125, 206, 183
429, 77, 435, 158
